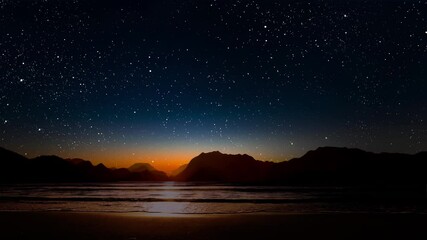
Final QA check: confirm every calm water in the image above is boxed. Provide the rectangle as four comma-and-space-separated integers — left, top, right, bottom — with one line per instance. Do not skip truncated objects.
1, 182, 426, 214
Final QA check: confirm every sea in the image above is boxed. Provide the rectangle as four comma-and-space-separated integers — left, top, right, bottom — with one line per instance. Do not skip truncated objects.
1, 182, 426, 215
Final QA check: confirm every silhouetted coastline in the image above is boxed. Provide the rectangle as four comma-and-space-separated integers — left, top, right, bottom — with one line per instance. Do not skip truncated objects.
1, 146, 426, 188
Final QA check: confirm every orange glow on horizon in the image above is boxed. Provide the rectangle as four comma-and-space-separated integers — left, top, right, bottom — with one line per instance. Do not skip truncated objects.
79, 148, 197, 174
43, 144, 289, 175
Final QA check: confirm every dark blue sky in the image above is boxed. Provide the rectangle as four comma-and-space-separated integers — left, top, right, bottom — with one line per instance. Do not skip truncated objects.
1, 0, 426, 169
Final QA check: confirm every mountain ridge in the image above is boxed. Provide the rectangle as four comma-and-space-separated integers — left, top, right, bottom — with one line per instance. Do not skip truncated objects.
174, 147, 427, 185
1, 146, 426, 185
0, 148, 168, 182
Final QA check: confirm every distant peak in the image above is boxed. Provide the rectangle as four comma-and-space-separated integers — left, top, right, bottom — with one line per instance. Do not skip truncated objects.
200, 151, 223, 155
130, 162, 152, 167
33, 155, 64, 161
192, 151, 257, 162
128, 162, 156, 173
199, 151, 252, 157
314, 146, 366, 153
96, 163, 107, 169
316, 146, 348, 151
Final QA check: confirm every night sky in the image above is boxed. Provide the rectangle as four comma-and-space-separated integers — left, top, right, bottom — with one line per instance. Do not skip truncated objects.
1, 0, 426, 171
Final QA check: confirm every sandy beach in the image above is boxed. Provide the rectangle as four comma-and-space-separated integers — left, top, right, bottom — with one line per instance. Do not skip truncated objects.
1, 212, 426, 240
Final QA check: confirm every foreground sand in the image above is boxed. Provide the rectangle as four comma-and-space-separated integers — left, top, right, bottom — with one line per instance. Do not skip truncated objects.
1, 212, 426, 240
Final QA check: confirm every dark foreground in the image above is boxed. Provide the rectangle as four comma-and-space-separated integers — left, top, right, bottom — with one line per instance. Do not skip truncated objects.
1, 212, 426, 240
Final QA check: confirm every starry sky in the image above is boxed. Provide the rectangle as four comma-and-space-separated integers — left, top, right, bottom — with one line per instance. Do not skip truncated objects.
1, 0, 426, 172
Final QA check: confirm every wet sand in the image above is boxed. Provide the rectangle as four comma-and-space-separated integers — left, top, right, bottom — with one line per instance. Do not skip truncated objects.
1, 212, 426, 240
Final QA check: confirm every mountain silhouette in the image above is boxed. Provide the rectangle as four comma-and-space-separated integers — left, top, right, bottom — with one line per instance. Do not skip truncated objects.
174, 147, 427, 185
0, 146, 30, 182
0, 147, 169, 182
128, 163, 169, 181
271, 147, 427, 184
129, 163, 156, 172
1, 146, 426, 185
170, 164, 188, 177
173, 151, 273, 182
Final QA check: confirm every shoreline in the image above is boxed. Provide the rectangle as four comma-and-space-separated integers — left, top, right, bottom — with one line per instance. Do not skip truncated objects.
1, 209, 427, 215
1, 211, 426, 240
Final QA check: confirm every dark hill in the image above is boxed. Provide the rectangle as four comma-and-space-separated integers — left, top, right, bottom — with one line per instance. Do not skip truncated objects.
0, 146, 28, 164
129, 163, 156, 173
174, 147, 427, 185
170, 164, 188, 177
174, 151, 273, 182
128, 163, 169, 181
0, 147, 170, 182
67, 158, 93, 166
1, 146, 426, 185
0, 147, 30, 182
272, 147, 427, 184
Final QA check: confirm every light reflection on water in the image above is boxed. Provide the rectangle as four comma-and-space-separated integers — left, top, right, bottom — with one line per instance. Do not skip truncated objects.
144, 202, 191, 216
143, 182, 191, 216
155, 181, 180, 199
0, 182, 426, 214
